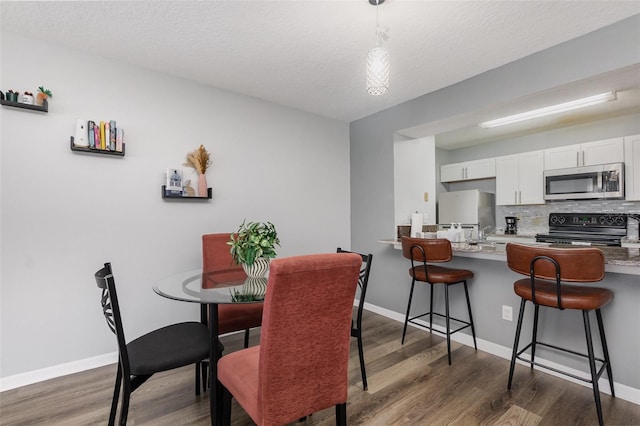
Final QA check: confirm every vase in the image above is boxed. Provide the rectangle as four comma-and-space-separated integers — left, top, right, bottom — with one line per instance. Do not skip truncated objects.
242, 257, 270, 278
198, 174, 207, 197
36, 93, 48, 106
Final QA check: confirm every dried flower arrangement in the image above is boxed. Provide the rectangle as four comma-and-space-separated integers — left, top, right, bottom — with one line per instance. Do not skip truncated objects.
183, 145, 212, 175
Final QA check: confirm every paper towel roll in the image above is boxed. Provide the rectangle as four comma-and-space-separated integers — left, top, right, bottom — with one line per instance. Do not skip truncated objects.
410, 213, 423, 237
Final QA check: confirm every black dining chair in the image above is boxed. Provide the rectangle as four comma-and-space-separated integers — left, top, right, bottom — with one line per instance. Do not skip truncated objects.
337, 247, 373, 391
95, 262, 210, 425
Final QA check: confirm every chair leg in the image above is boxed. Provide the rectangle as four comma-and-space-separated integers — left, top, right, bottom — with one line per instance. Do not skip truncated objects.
596, 309, 615, 397
119, 378, 131, 426
402, 279, 416, 344
221, 385, 232, 426
508, 299, 527, 390
336, 402, 347, 426
243, 328, 251, 348
109, 363, 122, 426
201, 361, 208, 392
195, 362, 201, 396
355, 328, 368, 391
462, 280, 477, 350
531, 304, 540, 367
429, 284, 434, 333
444, 283, 452, 365
584, 310, 605, 426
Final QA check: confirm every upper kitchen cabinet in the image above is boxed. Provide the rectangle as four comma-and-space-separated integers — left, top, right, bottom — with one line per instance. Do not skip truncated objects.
440, 158, 495, 182
624, 134, 640, 201
495, 150, 545, 206
544, 137, 624, 170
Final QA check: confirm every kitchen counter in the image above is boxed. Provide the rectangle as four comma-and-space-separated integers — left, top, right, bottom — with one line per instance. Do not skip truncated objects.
378, 237, 640, 275
377, 234, 640, 397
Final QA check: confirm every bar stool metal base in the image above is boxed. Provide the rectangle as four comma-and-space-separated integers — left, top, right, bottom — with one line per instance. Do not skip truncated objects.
508, 300, 614, 426
402, 279, 477, 365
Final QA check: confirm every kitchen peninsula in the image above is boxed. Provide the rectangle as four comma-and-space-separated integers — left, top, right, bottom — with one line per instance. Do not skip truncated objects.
378, 236, 640, 403
380, 238, 640, 275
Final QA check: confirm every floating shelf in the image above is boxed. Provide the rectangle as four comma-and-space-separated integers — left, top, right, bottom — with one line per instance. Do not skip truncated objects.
0, 98, 48, 112
162, 185, 212, 200
70, 136, 125, 157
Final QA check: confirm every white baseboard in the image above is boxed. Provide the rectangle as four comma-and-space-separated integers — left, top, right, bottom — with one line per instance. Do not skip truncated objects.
0, 352, 117, 392
362, 301, 640, 406
2, 302, 638, 407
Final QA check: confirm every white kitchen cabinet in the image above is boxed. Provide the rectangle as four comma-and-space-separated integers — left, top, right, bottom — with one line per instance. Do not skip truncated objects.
544, 138, 624, 170
440, 158, 495, 182
496, 150, 545, 205
624, 134, 640, 201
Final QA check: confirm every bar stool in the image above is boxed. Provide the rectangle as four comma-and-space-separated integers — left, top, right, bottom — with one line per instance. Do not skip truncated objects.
505, 243, 614, 426
400, 237, 477, 365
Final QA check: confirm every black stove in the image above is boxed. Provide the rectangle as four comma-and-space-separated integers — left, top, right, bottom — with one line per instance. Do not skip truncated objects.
535, 213, 627, 246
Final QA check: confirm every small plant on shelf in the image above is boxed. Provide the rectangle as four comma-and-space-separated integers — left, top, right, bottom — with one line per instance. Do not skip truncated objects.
37, 86, 52, 105
228, 221, 280, 267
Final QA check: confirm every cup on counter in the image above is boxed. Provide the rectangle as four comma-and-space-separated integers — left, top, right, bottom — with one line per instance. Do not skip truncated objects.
495, 227, 505, 235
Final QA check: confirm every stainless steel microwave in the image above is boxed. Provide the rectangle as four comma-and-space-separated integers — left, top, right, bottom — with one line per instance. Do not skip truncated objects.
544, 162, 624, 200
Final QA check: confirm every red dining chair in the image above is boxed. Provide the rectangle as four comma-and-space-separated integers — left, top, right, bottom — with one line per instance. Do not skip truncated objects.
202, 233, 264, 344
198, 233, 265, 391
218, 253, 362, 425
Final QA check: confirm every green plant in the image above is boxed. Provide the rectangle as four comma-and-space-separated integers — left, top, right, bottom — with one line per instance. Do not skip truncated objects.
228, 221, 280, 266
38, 86, 52, 97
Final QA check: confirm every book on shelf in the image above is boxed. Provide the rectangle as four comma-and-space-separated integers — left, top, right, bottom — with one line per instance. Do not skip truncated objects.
165, 168, 183, 197
109, 120, 117, 151
99, 121, 106, 150
105, 122, 111, 150
88, 121, 95, 148
82, 119, 123, 151
116, 128, 124, 152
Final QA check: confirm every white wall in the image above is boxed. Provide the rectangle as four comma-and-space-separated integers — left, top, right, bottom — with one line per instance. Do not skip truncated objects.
393, 136, 436, 227
0, 33, 350, 384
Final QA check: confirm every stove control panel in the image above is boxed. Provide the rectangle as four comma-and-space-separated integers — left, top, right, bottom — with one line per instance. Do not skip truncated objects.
548, 213, 627, 229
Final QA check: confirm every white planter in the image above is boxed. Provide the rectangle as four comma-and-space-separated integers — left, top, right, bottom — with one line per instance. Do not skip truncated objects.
20, 94, 34, 104
242, 257, 270, 278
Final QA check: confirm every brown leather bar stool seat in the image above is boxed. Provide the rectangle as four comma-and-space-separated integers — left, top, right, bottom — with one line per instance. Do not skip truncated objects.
401, 237, 477, 365
506, 243, 614, 426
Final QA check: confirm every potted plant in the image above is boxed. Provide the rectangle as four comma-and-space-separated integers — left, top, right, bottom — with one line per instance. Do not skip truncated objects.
6, 90, 18, 102
228, 221, 280, 277
37, 86, 52, 106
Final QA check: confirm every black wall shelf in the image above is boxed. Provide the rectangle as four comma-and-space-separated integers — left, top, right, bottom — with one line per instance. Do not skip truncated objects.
0, 98, 48, 112
70, 136, 125, 157
162, 185, 212, 200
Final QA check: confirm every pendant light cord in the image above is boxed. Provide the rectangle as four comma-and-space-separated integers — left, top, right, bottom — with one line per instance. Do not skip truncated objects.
375, 0, 381, 46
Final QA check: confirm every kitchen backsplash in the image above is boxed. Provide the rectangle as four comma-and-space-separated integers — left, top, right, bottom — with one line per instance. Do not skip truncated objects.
496, 200, 640, 237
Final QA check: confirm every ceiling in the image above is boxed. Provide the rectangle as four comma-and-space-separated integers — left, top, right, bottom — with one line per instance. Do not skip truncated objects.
2, 1, 639, 146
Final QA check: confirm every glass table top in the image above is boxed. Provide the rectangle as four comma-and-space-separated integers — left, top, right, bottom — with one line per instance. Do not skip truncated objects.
153, 267, 267, 304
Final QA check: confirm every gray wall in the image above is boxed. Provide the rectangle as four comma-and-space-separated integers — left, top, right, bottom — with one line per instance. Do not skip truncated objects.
350, 15, 640, 389
1, 33, 351, 383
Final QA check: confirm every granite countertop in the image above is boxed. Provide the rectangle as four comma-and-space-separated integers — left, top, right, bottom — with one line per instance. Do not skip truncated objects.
378, 237, 640, 274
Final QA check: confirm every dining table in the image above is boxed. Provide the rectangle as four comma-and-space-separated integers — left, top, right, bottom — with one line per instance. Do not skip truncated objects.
153, 267, 267, 425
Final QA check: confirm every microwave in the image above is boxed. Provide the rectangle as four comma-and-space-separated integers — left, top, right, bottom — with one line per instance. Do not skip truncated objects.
544, 162, 624, 200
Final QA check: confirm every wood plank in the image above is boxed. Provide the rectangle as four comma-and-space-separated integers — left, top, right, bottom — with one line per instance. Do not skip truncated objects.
2, 310, 639, 425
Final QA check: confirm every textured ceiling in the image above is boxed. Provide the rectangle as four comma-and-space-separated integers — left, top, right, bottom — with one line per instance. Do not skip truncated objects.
1, 1, 639, 124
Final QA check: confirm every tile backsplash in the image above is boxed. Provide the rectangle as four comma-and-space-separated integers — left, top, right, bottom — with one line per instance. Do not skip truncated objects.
496, 200, 640, 237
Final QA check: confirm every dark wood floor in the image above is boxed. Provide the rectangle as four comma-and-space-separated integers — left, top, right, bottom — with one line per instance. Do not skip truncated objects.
2, 310, 639, 425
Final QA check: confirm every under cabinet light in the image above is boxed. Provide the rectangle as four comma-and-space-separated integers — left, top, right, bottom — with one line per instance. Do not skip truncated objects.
478, 92, 616, 128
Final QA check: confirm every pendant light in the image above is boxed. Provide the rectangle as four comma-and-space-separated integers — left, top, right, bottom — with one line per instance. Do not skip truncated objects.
367, 0, 389, 96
